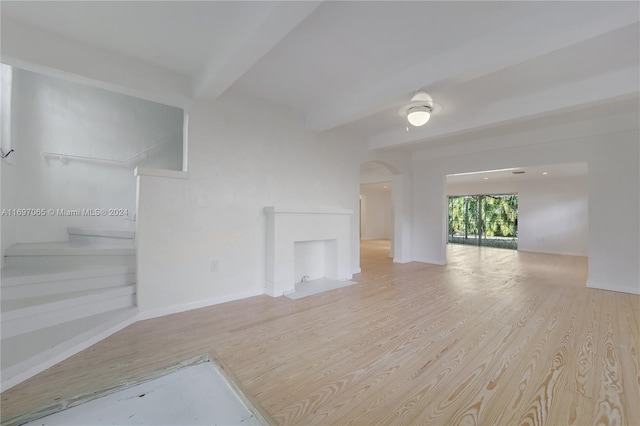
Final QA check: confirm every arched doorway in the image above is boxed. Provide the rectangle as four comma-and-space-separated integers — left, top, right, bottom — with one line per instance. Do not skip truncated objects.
359, 160, 411, 269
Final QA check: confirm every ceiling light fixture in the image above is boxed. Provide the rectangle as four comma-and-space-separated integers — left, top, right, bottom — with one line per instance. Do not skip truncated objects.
399, 91, 443, 127
407, 105, 432, 127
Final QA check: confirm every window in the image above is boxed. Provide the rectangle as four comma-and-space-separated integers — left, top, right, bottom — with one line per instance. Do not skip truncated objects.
448, 194, 518, 250
1, 63, 13, 160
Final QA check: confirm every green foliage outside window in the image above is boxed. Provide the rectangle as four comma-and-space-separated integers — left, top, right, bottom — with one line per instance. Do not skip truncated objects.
448, 194, 518, 249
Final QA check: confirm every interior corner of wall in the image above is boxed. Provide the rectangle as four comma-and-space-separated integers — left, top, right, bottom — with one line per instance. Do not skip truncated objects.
586, 278, 640, 295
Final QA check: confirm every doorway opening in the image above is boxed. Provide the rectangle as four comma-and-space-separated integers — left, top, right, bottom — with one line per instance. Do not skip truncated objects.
360, 182, 393, 241
360, 161, 396, 263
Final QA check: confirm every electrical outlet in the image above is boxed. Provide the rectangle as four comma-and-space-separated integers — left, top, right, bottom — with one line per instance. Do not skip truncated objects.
211, 260, 219, 272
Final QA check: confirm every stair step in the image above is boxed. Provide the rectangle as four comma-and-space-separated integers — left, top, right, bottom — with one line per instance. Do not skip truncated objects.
68, 227, 135, 246
5, 241, 134, 256
67, 227, 135, 239
2, 285, 135, 313
2, 264, 134, 284
1, 265, 135, 299
3, 242, 135, 268
1, 306, 139, 391
1, 286, 136, 339
1, 237, 138, 391
4, 255, 135, 268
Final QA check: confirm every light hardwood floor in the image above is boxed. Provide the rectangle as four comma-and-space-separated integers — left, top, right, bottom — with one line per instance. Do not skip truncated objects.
2, 240, 639, 425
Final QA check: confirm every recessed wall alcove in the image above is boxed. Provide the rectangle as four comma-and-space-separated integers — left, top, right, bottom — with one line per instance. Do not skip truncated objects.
264, 207, 353, 297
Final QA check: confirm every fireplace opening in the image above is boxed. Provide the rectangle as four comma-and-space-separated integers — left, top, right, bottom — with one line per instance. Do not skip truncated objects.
294, 240, 338, 284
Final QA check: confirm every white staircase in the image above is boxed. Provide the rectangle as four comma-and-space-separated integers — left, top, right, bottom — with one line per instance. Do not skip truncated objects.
1, 228, 138, 391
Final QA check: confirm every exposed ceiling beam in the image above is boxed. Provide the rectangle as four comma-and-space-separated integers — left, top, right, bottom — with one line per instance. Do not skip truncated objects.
368, 66, 639, 150
192, 1, 322, 101
0, 16, 192, 108
306, 2, 640, 133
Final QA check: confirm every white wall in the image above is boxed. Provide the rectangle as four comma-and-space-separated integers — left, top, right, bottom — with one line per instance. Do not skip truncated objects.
360, 165, 394, 184
0, 159, 19, 264
294, 241, 326, 283
3, 68, 183, 243
360, 186, 392, 240
447, 175, 589, 256
136, 94, 362, 315
0, 157, 20, 268
414, 119, 639, 294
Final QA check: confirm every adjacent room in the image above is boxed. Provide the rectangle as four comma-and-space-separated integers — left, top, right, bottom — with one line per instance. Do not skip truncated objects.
1, 1, 638, 425
446, 164, 589, 256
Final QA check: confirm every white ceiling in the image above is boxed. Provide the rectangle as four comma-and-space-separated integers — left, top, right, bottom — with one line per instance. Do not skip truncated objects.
0, 1, 277, 76
446, 163, 588, 185
2, 1, 638, 152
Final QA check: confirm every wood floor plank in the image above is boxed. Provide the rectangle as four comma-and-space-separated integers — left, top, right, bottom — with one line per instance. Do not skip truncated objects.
458, 294, 572, 425
335, 295, 527, 425
564, 289, 602, 399
2, 240, 638, 426
412, 290, 564, 425
272, 284, 513, 424
592, 292, 637, 426
614, 295, 640, 425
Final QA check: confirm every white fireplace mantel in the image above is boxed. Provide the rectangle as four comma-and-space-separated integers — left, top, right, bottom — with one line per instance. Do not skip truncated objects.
264, 206, 353, 297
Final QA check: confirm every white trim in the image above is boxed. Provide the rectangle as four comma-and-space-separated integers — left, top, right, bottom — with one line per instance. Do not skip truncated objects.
1, 308, 138, 392
518, 249, 588, 257
264, 206, 353, 215
263, 281, 280, 297
393, 258, 412, 264
137, 289, 265, 321
413, 257, 447, 266
352, 267, 362, 274
182, 111, 189, 172
134, 167, 189, 180
1, 64, 13, 164
586, 280, 640, 295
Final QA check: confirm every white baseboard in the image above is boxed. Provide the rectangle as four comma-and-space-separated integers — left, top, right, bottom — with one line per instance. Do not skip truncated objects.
413, 257, 447, 266
264, 288, 279, 297
352, 267, 362, 274
137, 288, 265, 321
393, 258, 412, 264
1, 309, 138, 393
518, 248, 588, 257
586, 280, 640, 295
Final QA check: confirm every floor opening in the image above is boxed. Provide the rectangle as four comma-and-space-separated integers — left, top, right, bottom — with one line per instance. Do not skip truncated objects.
23, 361, 259, 426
